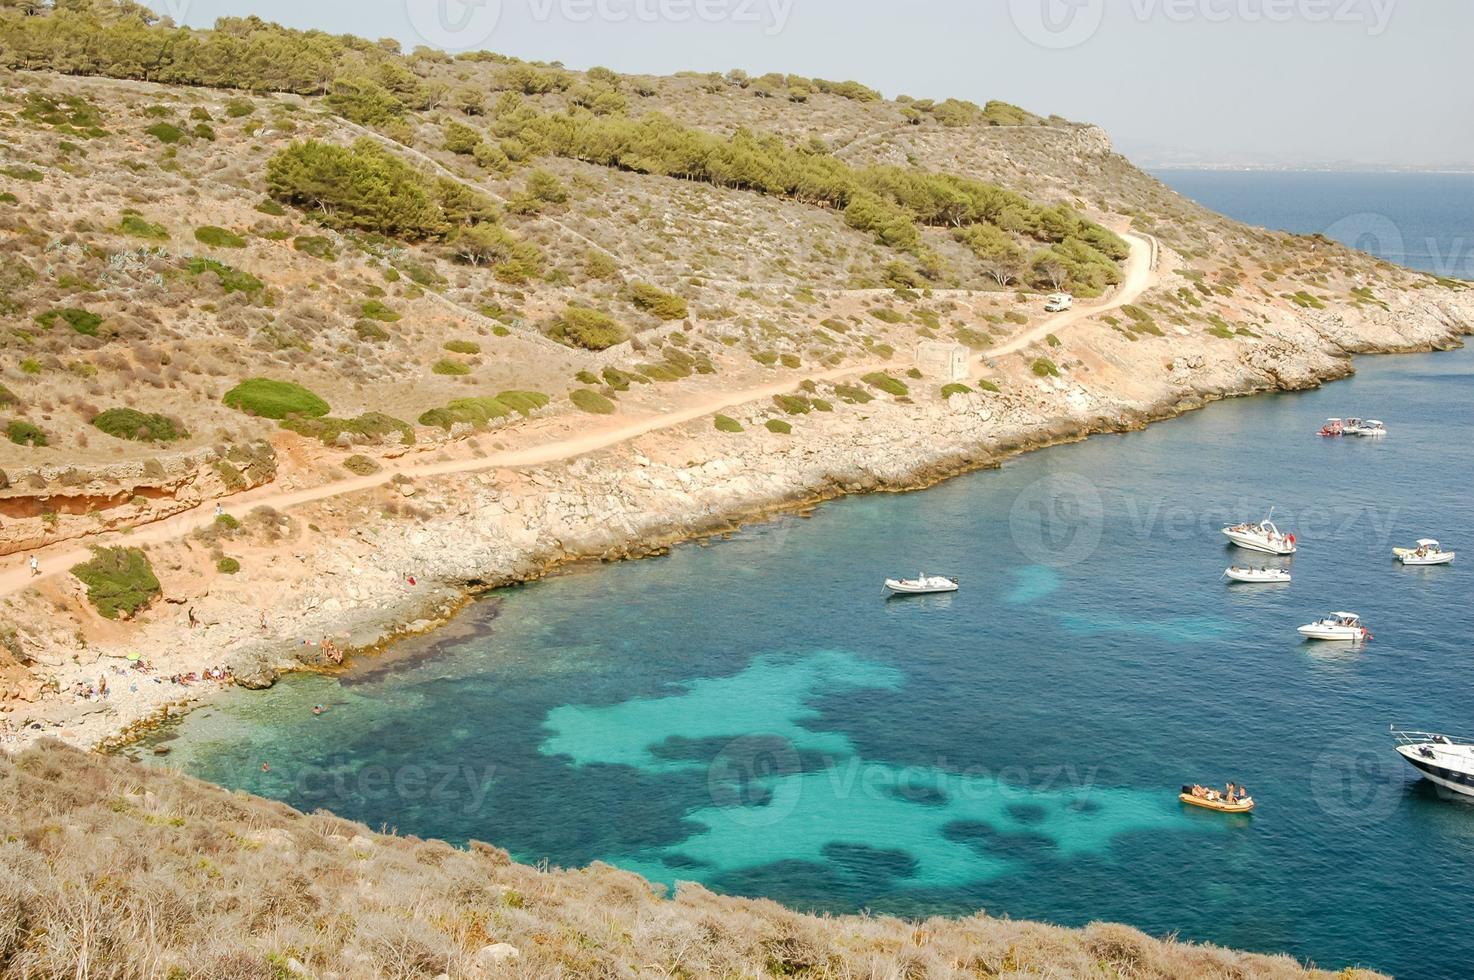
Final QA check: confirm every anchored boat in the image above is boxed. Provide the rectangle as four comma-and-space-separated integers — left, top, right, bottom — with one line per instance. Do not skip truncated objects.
1392, 728, 1474, 799
1179, 785, 1255, 813
1318, 418, 1345, 437
1347, 419, 1388, 437
1298, 612, 1372, 642
1395, 539, 1455, 566
1223, 517, 1298, 555
1224, 566, 1292, 584
885, 574, 959, 596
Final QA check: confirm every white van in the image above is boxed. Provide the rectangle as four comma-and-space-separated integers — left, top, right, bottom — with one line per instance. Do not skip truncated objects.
1044, 293, 1074, 313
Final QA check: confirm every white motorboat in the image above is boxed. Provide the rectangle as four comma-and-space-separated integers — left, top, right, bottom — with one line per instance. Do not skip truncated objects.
1222, 518, 1298, 555
1224, 566, 1292, 584
1347, 419, 1388, 437
1392, 728, 1474, 799
1394, 539, 1455, 566
1297, 612, 1371, 642
885, 574, 959, 596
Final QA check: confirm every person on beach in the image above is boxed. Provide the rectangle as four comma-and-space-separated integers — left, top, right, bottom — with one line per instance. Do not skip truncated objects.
215, 503, 224, 518
28, 556, 39, 577
188, 607, 198, 629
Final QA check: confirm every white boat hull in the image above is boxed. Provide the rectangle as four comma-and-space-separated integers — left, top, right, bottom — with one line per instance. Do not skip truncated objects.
1297, 625, 1367, 642
1398, 552, 1455, 566
885, 580, 958, 595
1225, 568, 1291, 584
1395, 743, 1474, 799
1222, 529, 1297, 555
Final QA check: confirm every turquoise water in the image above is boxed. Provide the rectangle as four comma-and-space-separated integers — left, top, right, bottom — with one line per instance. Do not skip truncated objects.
140, 177, 1474, 978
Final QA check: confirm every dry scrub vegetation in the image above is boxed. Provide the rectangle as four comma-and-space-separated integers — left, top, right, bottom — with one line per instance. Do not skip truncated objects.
1, 1, 1446, 480
0, 742, 1384, 979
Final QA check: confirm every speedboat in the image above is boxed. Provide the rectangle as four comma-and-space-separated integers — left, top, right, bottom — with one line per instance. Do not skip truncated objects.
1318, 418, 1344, 437
1347, 419, 1388, 437
1222, 518, 1298, 555
1224, 566, 1292, 584
1179, 785, 1255, 813
1395, 539, 1455, 566
1392, 728, 1474, 799
885, 574, 959, 595
1297, 612, 1371, 642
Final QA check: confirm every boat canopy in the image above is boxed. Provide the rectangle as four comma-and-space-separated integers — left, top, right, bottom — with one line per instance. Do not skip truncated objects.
1417, 539, 1441, 548
1330, 612, 1361, 621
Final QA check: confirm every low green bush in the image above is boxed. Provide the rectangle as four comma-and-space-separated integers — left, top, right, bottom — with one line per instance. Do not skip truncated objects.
281, 412, 413, 447
870, 307, 905, 324
570, 388, 616, 414
223, 379, 330, 420
6, 420, 46, 446
765, 419, 793, 434
145, 122, 184, 144
832, 383, 873, 404
343, 455, 381, 476
443, 339, 481, 355
92, 409, 186, 442
432, 359, 472, 376
773, 394, 812, 415
548, 305, 626, 350
194, 225, 246, 248
976, 379, 1001, 393
1031, 357, 1060, 378
862, 372, 909, 397
37, 307, 102, 336
293, 235, 336, 260
216, 557, 241, 575
360, 300, 401, 322
70, 546, 161, 620
184, 258, 262, 294
629, 281, 689, 320
714, 414, 743, 433
940, 384, 973, 398
495, 391, 550, 416
118, 213, 169, 239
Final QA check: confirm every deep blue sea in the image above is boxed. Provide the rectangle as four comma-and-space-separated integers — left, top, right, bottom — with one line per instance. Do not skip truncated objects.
141, 175, 1474, 979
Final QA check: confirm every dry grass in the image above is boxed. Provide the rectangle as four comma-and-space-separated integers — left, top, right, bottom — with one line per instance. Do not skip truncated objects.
0, 742, 1384, 979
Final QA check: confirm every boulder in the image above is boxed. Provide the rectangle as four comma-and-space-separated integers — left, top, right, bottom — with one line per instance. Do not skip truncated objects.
470, 943, 521, 973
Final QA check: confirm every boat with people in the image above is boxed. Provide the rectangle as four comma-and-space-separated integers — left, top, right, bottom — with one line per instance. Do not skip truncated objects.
1391, 728, 1474, 798
1318, 418, 1345, 437
1179, 783, 1255, 813
1346, 419, 1389, 437
1222, 516, 1298, 555
1297, 612, 1372, 642
884, 574, 959, 596
1394, 539, 1455, 566
1224, 566, 1292, 584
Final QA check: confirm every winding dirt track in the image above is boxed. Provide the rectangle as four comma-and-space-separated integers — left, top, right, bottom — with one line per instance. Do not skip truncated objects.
0, 233, 1156, 598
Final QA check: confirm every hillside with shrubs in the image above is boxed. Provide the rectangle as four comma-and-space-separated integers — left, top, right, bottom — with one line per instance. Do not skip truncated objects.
1, 0, 1430, 484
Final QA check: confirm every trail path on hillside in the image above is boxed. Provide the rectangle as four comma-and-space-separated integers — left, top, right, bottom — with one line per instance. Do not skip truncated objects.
0, 234, 1156, 599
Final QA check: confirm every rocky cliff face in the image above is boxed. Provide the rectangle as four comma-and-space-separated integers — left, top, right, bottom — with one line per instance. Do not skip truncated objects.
0, 441, 275, 556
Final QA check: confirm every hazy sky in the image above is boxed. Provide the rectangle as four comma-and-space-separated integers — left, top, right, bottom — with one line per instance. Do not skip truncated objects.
146, 0, 1474, 169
